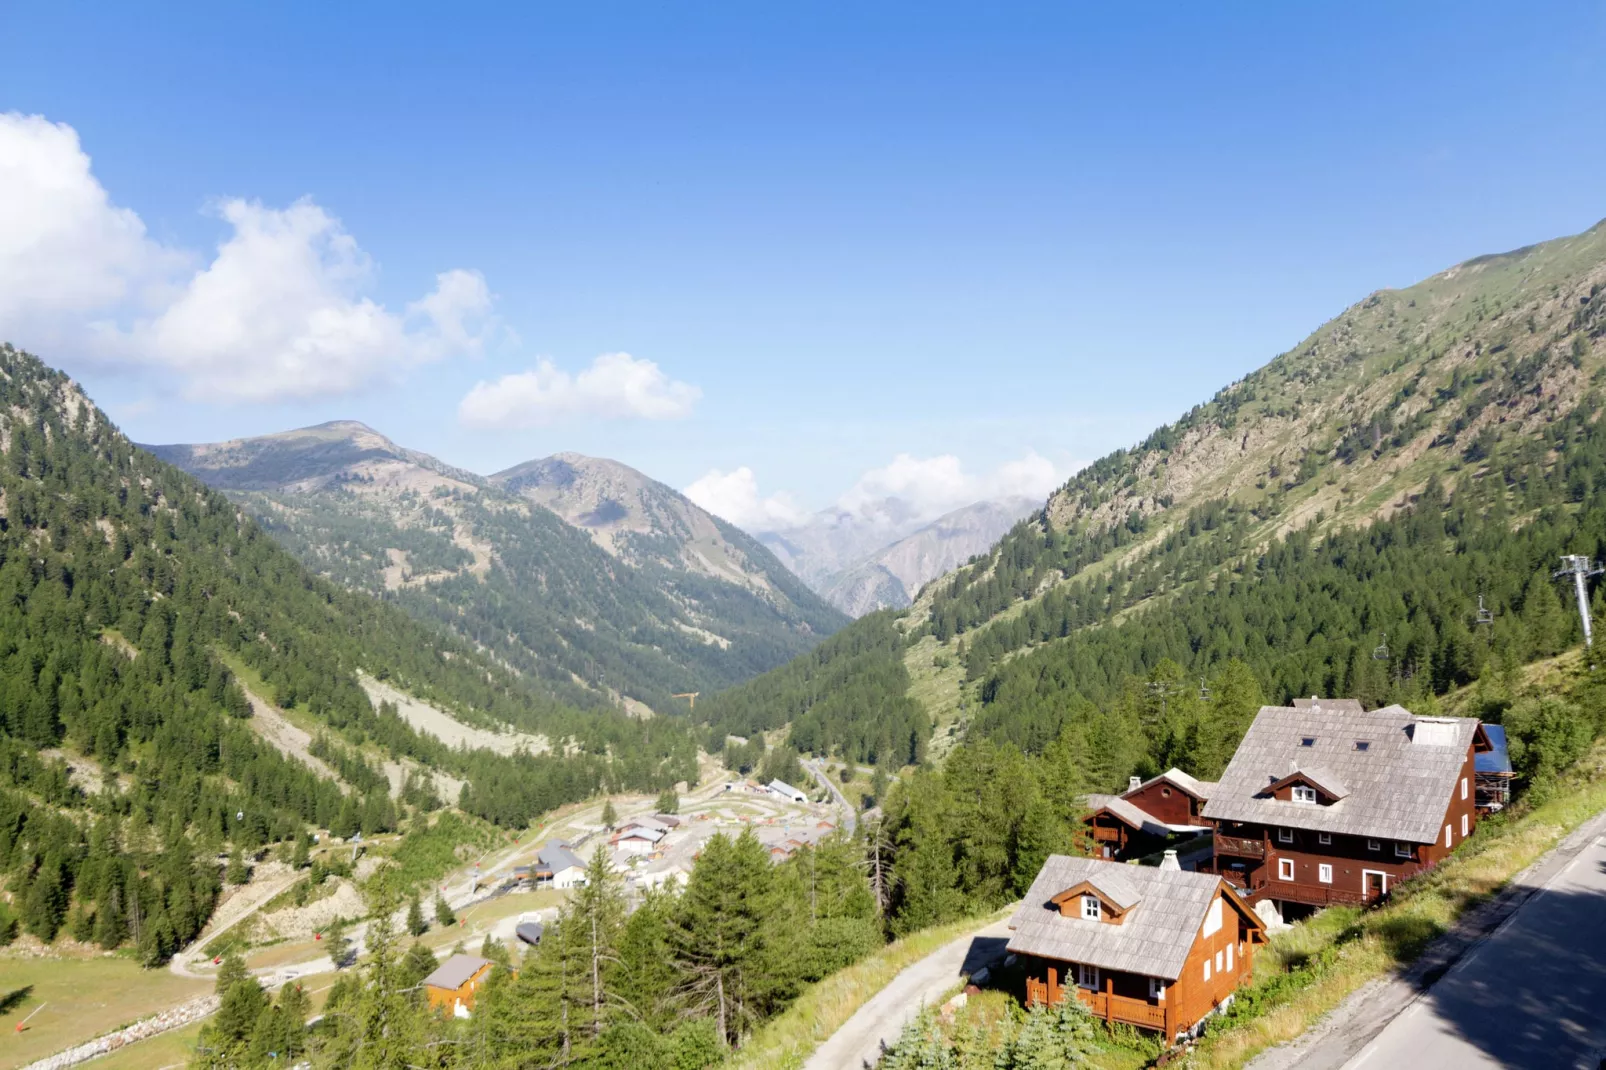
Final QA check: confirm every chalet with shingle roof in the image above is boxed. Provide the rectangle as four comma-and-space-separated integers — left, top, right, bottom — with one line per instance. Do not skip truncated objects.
1084, 767, 1217, 861
1008, 856, 1265, 1038
423, 954, 495, 1018
1203, 699, 1489, 916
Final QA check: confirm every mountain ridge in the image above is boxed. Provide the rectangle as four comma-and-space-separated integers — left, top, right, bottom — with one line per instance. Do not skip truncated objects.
148, 425, 847, 713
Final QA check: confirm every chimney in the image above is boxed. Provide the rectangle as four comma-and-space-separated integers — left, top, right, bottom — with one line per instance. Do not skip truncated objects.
1129, 776, 1142, 792
1159, 849, 1181, 871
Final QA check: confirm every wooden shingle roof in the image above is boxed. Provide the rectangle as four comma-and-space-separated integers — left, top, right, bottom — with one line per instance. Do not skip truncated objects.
1007, 857, 1228, 980
1202, 704, 1479, 844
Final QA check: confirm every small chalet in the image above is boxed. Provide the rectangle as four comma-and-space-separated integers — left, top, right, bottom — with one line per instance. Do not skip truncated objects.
1203, 699, 1489, 920
535, 840, 588, 889
423, 954, 494, 1018
1084, 768, 1216, 861
1008, 855, 1265, 1038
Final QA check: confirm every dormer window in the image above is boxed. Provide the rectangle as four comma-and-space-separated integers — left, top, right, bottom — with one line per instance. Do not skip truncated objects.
1354, 740, 1370, 752
1082, 895, 1101, 921
1292, 786, 1318, 805
1300, 737, 1316, 747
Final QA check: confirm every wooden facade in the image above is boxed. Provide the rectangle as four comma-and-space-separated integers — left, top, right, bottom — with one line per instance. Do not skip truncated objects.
1084, 770, 1215, 862
1209, 725, 1483, 910
1124, 777, 1209, 825
1020, 880, 1264, 1038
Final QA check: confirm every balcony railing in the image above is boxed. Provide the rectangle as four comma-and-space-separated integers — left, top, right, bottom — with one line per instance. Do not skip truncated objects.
1214, 833, 1266, 858
1257, 879, 1369, 907
1078, 990, 1168, 1030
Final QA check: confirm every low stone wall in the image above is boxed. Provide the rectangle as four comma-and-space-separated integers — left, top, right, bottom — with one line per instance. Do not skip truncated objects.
20, 995, 220, 1070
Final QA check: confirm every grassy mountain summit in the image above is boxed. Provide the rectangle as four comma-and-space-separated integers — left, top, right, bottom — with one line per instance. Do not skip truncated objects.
702, 218, 1606, 769
150, 427, 844, 714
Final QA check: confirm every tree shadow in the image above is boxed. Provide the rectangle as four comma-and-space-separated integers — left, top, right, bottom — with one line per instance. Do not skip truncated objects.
0, 985, 33, 1016
1373, 885, 1606, 1068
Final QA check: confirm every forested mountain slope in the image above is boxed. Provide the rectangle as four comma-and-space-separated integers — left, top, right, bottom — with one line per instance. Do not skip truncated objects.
0, 344, 696, 957
700, 218, 1606, 777
150, 427, 844, 715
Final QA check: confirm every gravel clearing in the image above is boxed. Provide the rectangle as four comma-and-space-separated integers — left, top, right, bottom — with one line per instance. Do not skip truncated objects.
361, 675, 548, 756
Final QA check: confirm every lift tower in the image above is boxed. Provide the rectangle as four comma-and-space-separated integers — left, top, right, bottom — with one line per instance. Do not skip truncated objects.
1554, 555, 1604, 652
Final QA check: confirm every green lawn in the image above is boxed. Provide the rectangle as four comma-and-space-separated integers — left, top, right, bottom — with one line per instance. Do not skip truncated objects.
0, 954, 210, 1070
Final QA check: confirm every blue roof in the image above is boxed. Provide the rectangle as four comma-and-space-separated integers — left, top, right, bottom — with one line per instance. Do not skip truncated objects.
1476, 724, 1513, 774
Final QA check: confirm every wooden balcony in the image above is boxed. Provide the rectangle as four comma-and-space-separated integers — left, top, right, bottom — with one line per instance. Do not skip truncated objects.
1077, 989, 1168, 1031
1027, 976, 1169, 1031
1214, 833, 1266, 859
1255, 879, 1369, 908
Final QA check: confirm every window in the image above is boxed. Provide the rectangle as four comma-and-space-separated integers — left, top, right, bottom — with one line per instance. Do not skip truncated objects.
1318, 832, 1332, 845
1203, 898, 1223, 936
1300, 737, 1316, 747
1162, 787, 1172, 797
1354, 740, 1371, 752
1278, 827, 1294, 844
1461, 777, 1468, 800
1081, 895, 1101, 921
1462, 814, 1470, 837
1203, 959, 1212, 981
1367, 839, 1381, 852
1278, 858, 1295, 880
1226, 943, 1234, 972
1215, 949, 1224, 972
1318, 863, 1333, 884
1394, 842, 1412, 859
1292, 785, 1318, 805
1445, 824, 1453, 849
1149, 977, 1166, 1001
1077, 963, 1100, 990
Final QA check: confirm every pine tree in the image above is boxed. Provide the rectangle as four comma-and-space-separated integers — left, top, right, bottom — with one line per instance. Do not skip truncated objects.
600, 799, 618, 829
614, 890, 677, 1031
398, 943, 438, 992
670, 830, 775, 1046
433, 893, 455, 928
406, 893, 427, 937
655, 788, 679, 815
568, 845, 627, 1040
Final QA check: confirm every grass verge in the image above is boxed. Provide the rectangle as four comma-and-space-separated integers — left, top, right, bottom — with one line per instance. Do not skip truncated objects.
1183, 737, 1606, 1069
727, 905, 1014, 1070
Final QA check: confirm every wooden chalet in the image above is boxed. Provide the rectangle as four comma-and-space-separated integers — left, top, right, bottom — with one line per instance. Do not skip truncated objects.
1475, 723, 1514, 813
1084, 768, 1216, 861
1202, 699, 1489, 919
422, 954, 495, 1018
1008, 855, 1266, 1039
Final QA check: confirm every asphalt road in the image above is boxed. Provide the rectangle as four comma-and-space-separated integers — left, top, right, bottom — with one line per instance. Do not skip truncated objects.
803, 757, 858, 836
1338, 822, 1606, 1070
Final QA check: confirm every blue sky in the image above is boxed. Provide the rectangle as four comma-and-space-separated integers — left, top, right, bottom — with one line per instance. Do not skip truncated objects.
3, 3, 1604, 527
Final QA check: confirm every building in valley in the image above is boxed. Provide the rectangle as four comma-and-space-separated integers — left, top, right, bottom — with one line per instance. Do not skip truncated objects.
422, 954, 495, 1018
1202, 699, 1489, 921
533, 840, 588, 889
1007, 854, 1266, 1038
1084, 768, 1216, 861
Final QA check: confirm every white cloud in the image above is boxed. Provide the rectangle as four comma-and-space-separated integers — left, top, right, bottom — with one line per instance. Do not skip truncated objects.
837, 449, 1064, 525
0, 114, 183, 331
683, 466, 807, 529
458, 352, 701, 429
691, 450, 1067, 536
0, 112, 493, 402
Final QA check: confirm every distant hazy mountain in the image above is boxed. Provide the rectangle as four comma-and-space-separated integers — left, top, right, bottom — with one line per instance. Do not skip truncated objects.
148, 425, 846, 713
759, 496, 1040, 616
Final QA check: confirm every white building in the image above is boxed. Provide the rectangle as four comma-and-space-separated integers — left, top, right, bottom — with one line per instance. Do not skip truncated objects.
536, 840, 588, 889
767, 778, 808, 804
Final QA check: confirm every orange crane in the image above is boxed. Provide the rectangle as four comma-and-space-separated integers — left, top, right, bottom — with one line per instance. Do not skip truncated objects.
672, 692, 700, 710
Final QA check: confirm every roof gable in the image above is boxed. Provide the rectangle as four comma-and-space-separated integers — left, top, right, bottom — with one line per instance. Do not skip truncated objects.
1267, 765, 1348, 801
1008, 856, 1255, 980
1202, 703, 1478, 843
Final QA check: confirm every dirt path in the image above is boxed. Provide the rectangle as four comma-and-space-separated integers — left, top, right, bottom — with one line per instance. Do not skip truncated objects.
360, 675, 548, 756
169, 870, 303, 978
239, 687, 348, 793
803, 916, 1014, 1070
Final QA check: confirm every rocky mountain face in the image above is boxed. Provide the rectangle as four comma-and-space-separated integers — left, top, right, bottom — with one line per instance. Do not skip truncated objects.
816, 497, 1040, 615
149, 427, 846, 714
703, 217, 1606, 754
757, 496, 1039, 616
